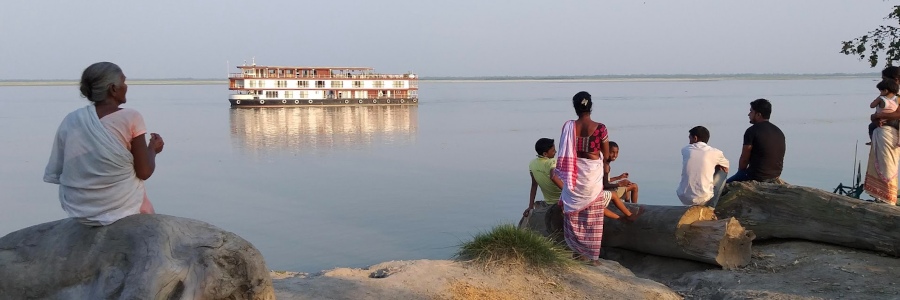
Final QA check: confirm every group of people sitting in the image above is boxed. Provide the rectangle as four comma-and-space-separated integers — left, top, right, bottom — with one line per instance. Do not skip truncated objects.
525, 92, 787, 264
39, 61, 900, 269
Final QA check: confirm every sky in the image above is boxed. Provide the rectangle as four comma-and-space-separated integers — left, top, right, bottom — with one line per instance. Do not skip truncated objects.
0, 0, 897, 79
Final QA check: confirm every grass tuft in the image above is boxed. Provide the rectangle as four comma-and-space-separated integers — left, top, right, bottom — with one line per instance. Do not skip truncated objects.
454, 224, 575, 269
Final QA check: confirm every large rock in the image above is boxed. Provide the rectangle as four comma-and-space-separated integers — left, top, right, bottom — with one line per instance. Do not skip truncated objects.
0, 214, 274, 300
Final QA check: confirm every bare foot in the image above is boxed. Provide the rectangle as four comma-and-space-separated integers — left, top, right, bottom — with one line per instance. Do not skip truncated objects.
624, 206, 645, 222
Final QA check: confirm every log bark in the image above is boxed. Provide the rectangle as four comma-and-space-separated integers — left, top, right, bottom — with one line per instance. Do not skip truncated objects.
715, 181, 900, 256
603, 204, 754, 269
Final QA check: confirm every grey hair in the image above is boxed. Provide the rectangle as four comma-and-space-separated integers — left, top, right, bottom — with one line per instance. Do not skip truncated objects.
79, 62, 123, 103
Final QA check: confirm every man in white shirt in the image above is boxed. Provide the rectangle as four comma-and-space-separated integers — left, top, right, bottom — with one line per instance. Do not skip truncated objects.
677, 126, 730, 207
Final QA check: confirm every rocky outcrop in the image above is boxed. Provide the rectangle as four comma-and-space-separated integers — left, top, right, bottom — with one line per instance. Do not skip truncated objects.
0, 214, 274, 300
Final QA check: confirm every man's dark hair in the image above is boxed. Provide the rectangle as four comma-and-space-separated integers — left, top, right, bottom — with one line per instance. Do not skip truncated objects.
877, 78, 900, 94
883, 66, 900, 81
750, 98, 772, 119
689, 126, 711, 143
535, 138, 555, 156
608, 141, 619, 149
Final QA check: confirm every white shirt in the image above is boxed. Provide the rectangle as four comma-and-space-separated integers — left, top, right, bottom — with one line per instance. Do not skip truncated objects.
676, 142, 729, 205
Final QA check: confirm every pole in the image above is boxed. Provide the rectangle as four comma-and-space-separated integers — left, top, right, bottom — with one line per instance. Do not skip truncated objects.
850, 139, 859, 189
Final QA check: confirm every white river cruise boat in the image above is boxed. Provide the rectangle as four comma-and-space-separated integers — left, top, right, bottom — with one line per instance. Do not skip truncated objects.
228, 62, 418, 107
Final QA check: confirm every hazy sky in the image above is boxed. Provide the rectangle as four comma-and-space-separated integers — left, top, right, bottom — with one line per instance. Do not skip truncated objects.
0, 1, 896, 79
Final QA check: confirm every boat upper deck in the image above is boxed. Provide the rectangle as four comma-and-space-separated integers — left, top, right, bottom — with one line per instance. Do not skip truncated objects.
229, 65, 415, 80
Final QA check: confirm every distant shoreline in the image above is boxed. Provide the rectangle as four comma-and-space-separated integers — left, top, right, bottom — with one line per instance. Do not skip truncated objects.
0, 73, 879, 87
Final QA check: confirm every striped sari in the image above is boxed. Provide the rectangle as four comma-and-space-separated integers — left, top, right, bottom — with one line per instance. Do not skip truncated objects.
556, 120, 611, 259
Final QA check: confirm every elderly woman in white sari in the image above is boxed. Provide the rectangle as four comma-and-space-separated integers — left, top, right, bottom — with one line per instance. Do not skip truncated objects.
556, 91, 640, 265
44, 62, 165, 225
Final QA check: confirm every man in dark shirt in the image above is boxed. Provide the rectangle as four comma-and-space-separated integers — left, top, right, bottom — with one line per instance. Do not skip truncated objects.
727, 98, 786, 183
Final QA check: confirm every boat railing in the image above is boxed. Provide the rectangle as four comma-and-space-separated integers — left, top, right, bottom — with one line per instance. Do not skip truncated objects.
229, 73, 416, 80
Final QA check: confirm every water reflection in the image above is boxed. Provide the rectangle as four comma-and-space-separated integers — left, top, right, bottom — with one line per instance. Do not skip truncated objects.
229, 106, 418, 155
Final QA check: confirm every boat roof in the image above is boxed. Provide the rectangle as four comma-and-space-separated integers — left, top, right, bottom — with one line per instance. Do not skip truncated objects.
237, 65, 374, 70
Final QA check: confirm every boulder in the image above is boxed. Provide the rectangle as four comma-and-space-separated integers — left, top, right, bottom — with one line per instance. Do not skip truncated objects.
0, 214, 274, 300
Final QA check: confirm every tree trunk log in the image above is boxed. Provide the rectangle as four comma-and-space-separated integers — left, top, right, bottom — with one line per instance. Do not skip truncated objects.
603, 204, 754, 269
715, 181, 900, 256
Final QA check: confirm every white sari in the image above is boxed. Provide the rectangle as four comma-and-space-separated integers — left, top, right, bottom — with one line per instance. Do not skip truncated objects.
44, 105, 145, 225
556, 120, 609, 213
864, 125, 900, 205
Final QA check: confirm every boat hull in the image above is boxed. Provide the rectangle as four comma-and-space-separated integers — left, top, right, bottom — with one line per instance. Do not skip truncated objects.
229, 98, 419, 108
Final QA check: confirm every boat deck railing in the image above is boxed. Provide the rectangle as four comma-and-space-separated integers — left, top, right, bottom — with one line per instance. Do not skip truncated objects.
229, 73, 416, 80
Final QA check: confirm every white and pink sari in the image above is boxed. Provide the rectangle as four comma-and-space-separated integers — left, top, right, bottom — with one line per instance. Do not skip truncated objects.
555, 120, 611, 259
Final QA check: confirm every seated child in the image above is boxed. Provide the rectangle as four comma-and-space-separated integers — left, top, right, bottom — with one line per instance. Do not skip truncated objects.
526, 138, 565, 234
603, 141, 639, 203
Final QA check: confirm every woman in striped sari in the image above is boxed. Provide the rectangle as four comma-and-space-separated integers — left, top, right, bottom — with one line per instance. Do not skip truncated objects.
556, 91, 640, 264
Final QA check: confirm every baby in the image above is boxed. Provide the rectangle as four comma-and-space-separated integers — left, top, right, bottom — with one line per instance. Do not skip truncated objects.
868, 78, 899, 145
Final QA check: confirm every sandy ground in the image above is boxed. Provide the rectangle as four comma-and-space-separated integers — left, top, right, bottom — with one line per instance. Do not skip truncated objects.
272, 239, 900, 299
605, 239, 900, 300
271, 259, 679, 300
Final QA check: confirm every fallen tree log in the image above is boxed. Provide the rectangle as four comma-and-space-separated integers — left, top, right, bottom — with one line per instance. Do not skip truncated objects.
603, 204, 754, 269
715, 181, 900, 256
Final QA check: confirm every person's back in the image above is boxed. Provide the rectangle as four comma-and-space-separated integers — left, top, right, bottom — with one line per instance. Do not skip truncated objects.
729, 98, 786, 183
746, 120, 785, 181
677, 126, 729, 206
43, 62, 164, 226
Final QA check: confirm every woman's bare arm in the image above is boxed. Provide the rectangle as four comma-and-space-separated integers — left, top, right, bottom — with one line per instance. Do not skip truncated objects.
131, 134, 156, 180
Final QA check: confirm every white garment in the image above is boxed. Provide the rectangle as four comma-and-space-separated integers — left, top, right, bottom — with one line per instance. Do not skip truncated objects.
44, 105, 146, 225
556, 120, 609, 213
676, 142, 729, 205
874, 96, 900, 147
877, 95, 898, 114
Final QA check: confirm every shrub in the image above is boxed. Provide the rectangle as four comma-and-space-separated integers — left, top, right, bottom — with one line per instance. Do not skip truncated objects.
455, 224, 574, 269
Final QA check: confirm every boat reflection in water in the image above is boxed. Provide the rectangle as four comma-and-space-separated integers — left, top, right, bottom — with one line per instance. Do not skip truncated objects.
229, 106, 418, 156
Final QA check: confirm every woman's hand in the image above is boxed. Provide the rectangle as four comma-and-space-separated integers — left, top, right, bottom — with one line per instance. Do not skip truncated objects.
149, 133, 165, 154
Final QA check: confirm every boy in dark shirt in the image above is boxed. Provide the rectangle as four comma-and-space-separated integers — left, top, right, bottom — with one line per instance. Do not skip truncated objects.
727, 98, 786, 183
